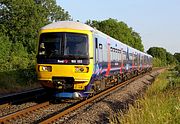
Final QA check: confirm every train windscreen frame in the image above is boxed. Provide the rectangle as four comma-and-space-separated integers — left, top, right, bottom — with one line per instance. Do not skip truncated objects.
37, 32, 89, 64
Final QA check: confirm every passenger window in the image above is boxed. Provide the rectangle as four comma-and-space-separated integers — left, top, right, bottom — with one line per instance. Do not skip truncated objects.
95, 38, 98, 48
99, 44, 103, 49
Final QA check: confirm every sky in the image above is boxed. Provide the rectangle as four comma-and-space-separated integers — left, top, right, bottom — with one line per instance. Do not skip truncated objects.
56, 0, 180, 54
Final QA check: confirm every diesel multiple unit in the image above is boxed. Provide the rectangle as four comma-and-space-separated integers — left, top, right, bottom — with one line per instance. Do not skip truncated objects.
36, 21, 152, 98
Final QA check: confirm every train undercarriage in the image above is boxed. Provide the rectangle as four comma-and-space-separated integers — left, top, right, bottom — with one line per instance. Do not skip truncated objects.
40, 67, 152, 99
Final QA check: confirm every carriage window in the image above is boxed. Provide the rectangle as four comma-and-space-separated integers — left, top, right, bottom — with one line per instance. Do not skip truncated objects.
95, 38, 98, 48
99, 44, 103, 49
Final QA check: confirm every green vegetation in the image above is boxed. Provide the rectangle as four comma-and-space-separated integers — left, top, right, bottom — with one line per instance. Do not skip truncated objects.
174, 53, 180, 64
152, 57, 166, 67
109, 69, 180, 124
174, 64, 180, 75
0, 0, 71, 93
147, 47, 178, 67
86, 18, 144, 51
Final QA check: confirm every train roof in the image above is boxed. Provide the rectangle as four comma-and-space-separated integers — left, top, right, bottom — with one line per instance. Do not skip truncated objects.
41, 21, 94, 31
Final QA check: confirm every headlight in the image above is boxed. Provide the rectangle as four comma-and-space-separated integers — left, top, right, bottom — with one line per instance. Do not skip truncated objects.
38, 66, 52, 72
75, 66, 89, 73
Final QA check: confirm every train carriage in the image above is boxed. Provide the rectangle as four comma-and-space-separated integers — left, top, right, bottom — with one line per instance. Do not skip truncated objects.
36, 21, 152, 98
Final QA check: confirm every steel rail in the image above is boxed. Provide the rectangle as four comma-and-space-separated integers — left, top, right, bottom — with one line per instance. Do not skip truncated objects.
0, 88, 46, 105
39, 72, 151, 124
0, 101, 50, 123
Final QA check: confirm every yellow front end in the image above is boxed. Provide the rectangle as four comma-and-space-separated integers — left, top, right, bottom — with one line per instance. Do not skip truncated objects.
37, 64, 93, 90
36, 29, 94, 91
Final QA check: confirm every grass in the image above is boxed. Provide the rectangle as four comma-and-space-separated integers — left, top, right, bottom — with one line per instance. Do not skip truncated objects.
109, 70, 180, 124
0, 68, 39, 95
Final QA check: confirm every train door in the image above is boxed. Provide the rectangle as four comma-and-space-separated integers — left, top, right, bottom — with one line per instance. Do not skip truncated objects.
138, 53, 141, 70
126, 47, 130, 71
94, 37, 103, 63
94, 37, 99, 63
120, 48, 123, 74
94, 37, 103, 75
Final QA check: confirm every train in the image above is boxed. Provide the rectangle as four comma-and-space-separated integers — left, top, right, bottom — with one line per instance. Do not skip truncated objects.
36, 21, 152, 98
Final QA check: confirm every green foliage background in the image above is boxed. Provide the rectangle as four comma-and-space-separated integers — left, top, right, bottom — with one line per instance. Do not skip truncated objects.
86, 18, 144, 51
174, 53, 180, 64
0, 0, 71, 92
147, 47, 178, 67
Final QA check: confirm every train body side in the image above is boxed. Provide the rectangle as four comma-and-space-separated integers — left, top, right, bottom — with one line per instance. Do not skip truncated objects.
91, 30, 152, 80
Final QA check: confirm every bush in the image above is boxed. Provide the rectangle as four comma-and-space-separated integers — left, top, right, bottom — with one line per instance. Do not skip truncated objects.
0, 33, 35, 71
0, 33, 38, 93
0, 67, 38, 94
0, 33, 12, 71
174, 65, 180, 75
153, 57, 166, 67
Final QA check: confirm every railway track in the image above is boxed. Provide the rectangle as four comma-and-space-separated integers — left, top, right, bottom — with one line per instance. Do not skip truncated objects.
39, 69, 160, 124
0, 88, 50, 123
0, 68, 162, 124
0, 102, 50, 123
0, 96, 80, 123
0, 88, 46, 106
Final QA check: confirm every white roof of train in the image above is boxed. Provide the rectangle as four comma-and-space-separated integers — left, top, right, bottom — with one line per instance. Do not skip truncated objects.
41, 21, 94, 31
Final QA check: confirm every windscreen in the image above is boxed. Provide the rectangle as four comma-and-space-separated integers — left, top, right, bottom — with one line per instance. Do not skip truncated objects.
39, 33, 62, 58
64, 33, 88, 56
38, 32, 88, 59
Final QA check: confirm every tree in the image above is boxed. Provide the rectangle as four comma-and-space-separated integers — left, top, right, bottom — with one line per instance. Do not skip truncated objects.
131, 31, 144, 52
0, 0, 71, 53
85, 18, 144, 51
147, 47, 177, 66
0, 33, 12, 71
166, 52, 177, 65
0, 0, 71, 71
174, 53, 180, 63
0, 0, 72, 87
147, 47, 167, 62
37, 0, 71, 22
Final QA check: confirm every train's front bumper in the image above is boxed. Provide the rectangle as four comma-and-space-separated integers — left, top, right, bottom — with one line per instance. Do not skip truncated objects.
36, 64, 92, 91
38, 79, 89, 90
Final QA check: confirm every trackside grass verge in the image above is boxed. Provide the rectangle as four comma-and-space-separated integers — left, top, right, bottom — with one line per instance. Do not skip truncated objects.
109, 70, 180, 124
0, 68, 40, 96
